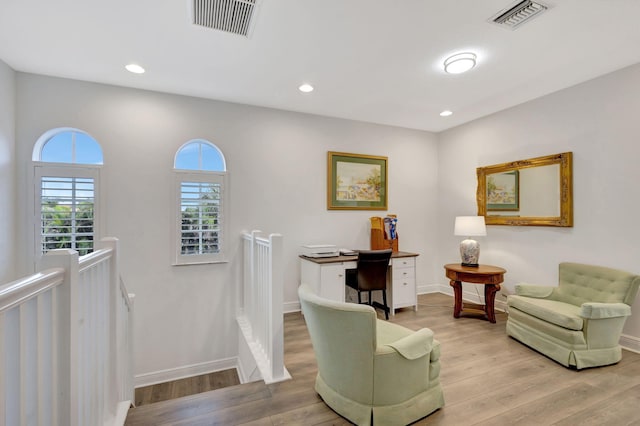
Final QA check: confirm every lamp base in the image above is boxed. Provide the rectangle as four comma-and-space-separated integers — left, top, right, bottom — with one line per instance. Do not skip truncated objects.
459, 238, 480, 267
461, 262, 479, 267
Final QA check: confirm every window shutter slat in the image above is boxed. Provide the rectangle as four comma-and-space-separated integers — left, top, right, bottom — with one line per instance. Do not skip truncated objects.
40, 175, 95, 255
180, 181, 222, 255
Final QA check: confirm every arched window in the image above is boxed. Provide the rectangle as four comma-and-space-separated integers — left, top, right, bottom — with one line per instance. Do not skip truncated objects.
32, 128, 102, 260
175, 140, 225, 171
33, 127, 103, 164
173, 140, 228, 265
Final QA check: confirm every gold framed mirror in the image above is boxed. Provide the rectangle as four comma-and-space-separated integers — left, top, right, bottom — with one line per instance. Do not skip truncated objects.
476, 152, 573, 227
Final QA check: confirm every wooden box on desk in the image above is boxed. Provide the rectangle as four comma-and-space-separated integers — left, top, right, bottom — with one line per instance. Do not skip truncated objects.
370, 230, 399, 252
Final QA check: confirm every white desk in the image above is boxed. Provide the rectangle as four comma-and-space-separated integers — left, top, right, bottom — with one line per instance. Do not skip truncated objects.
299, 251, 419, 315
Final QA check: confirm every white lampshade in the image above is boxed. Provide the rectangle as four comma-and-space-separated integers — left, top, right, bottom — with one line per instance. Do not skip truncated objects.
454, 216, 486, 237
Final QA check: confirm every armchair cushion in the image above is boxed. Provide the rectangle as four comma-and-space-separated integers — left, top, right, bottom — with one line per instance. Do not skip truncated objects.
508, 295, 583, 330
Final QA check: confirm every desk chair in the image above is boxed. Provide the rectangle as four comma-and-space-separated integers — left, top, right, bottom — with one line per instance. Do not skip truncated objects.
346, 249, 393, 320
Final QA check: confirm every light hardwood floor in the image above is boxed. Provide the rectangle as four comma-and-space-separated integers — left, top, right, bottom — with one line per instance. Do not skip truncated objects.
125, 293, 640, 425
135, 369, 240, 406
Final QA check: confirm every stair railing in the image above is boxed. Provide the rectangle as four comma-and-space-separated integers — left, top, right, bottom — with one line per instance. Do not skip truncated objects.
237, 230, 290, 384
0, 237, 134, 426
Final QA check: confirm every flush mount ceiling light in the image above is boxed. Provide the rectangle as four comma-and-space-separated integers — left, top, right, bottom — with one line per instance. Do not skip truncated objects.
440, 110, 453, 117
443, 52, 477, 74
125, 64, 145, 74
298, 83, 314, 93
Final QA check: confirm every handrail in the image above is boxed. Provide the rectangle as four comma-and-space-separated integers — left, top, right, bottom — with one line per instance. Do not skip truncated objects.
0, 268, 64, 313
78, 247, 114, 272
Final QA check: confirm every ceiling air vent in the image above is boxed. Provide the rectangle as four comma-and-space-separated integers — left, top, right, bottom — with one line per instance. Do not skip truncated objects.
490, 0, 548, 30
191, 0, 259, 37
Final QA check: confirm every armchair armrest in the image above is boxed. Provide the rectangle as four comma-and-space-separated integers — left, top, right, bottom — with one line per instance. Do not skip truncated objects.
580, 302, 631, 319
515, 283, 555, 298
383, 328, 434, 360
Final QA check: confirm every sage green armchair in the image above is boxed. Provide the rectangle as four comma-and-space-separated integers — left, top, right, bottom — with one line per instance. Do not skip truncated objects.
506, 262, 640, 369
298, 283, 444, 426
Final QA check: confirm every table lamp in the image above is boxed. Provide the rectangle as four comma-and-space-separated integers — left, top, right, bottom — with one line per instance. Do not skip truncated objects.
454, 216, 486, 267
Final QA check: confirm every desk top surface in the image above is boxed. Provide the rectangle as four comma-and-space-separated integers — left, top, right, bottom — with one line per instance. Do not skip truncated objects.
300, 251, 419, 264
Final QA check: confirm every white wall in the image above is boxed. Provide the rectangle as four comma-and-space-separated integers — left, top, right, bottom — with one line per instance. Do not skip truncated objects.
0, 59, 15, 283
14, 73, 439, 382
12, 61, 640, 380
437, 63, 640, 344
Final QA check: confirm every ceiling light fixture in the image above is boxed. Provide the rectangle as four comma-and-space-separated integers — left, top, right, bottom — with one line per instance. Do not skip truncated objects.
298, 83, 314, 93
443, 52, 477, 74
440, 110, 453, 117
125, 64, 145, 74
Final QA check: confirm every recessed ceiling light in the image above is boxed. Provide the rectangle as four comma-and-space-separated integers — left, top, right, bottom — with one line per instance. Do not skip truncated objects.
125, 64, 145, 74
440, 110, 453, 117
443, 52, 477, 74
298, 83, 314, 93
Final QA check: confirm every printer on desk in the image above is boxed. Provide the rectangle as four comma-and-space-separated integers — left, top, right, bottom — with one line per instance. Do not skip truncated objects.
301, 245, 358, 258
301, 244, 340, 258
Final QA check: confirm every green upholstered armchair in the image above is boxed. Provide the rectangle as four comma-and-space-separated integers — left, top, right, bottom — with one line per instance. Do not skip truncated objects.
506, 262, 640, 369
298, 284, 444, 426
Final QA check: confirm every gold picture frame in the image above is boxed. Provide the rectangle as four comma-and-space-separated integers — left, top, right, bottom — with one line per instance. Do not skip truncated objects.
477, 152, 573, 227
327, 151, 388, 210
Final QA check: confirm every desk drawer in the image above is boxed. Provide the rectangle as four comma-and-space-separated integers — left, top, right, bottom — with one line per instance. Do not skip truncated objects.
393, 266, 415, 281
393, 257, 415, 268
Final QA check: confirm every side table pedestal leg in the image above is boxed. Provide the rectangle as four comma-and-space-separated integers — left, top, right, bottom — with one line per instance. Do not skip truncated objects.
450, 280, 462, 318
484, 284, 500, 323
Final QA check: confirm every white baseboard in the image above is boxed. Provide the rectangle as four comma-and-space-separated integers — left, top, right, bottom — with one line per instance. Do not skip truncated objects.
237, 319, 262, 384
236, 315, 292, 384
134, 357, 238, 388
419, 283, 507, 312
417, 283, 442, 295
113, 401, 131, 426
620, 334, 640, 353
284, 301, 301, 313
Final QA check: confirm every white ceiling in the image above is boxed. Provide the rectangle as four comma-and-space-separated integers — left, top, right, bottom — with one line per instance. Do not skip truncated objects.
1, 0, 640, 132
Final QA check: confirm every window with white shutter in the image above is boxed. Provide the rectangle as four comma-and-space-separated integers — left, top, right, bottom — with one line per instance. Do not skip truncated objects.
32, 128, 103, 263
37, 171, 97, 256
174, 140, 227, 265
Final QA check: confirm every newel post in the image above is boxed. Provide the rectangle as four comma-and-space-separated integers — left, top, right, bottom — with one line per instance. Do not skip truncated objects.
38, 249, 80, 426
98, 237, 120, 416
268, 233, 284, 379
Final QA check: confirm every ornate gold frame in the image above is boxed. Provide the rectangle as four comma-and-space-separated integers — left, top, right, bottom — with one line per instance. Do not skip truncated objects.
476, 152, 573, 227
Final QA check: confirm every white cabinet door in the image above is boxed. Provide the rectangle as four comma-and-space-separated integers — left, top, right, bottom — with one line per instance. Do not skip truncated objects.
319, 263, 348, 302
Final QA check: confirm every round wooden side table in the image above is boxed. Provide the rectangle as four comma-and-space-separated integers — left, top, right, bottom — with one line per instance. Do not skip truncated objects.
444, 263, 506, 323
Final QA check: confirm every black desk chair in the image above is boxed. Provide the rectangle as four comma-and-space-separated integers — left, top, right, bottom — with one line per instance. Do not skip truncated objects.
345, 249, 393, 320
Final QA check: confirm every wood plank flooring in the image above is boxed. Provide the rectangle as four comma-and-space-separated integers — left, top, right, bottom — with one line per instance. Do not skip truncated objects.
125, 293, 640, 425
135, 369, 240, 406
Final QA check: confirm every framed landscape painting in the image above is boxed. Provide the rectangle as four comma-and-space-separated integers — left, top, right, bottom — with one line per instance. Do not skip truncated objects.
487, 170, 519, 211
327, 151, 388, 210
